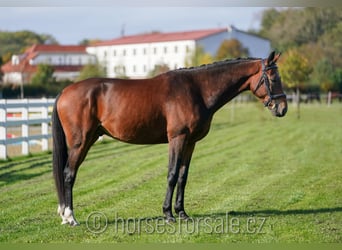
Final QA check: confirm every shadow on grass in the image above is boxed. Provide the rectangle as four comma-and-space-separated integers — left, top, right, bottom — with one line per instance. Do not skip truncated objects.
192, 207, 342, 217
0, 159, 51, 186
103, 207, 342, 225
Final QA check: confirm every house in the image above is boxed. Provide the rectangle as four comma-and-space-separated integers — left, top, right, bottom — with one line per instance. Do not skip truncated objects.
86, 25, 271, 78
1, 44, 97, 84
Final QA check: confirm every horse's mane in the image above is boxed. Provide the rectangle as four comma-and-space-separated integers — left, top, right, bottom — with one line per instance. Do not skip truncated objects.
173, 57, 261, 73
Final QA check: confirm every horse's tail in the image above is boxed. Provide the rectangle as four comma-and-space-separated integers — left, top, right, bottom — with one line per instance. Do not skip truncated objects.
52, 94, 68, 211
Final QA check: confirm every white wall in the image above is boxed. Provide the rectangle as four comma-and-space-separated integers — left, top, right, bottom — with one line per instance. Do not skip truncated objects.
87, 40, 196, 78
3, 72, 23, 84
31, 53, 96, 66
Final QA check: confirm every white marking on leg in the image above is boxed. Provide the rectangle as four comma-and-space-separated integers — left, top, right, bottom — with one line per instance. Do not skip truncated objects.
60, 206, 79, 226
58, 204, 65, 216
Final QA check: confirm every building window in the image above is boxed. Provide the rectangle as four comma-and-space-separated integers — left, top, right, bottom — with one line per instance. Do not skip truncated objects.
123, 49, 126, 56
78, 57, 82, 65
164, 47, 167, 54
153, 47, 157, 54
114, 65, 125, 76
113, 50, 116, 56
174, 46, 178, 53
143, 65, 146, 73
133, 65, 136, 73
143, 48, 146, 55
133, 48, 136, 56
186, 45, 190, 53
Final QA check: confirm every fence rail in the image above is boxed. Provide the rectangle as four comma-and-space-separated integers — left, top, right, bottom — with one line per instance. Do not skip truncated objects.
0, 98, 55, 160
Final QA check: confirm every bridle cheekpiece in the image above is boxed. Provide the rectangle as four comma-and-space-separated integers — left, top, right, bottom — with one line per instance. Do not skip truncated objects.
253, 59, 286, 107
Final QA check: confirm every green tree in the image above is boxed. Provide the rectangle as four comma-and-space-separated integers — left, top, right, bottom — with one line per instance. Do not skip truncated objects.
30, 64, 55, 86
279, 49, 313, 119
311, 58, 336, 92
279, 50, 312, 89
147, 64, 170, 77
259, 8, 282, 38
215, 39, 249, 60
332, 69, 342, 93
0, 30, 58, 64
259, 8, 341, 52
317, 22, 342, 68
184, 46, 214, 67
78, 39, 102, 46
77, 63, 106, 81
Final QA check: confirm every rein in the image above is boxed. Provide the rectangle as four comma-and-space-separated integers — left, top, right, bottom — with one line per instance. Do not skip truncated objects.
253, 60, 286, 107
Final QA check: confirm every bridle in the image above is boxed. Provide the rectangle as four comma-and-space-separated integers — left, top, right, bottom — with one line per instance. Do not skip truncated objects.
253, 60, 287, 107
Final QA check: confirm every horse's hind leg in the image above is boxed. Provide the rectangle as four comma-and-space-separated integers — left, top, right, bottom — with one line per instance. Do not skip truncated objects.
60, 127, 99, 226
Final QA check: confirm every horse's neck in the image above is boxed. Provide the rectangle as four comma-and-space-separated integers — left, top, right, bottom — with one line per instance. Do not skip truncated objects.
194, 60, 260, 112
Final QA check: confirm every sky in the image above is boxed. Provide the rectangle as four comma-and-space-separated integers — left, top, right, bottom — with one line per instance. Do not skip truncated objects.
0, 7, 270, 44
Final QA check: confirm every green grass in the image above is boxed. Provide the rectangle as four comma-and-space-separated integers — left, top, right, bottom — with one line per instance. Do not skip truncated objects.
0, 102, 341, 243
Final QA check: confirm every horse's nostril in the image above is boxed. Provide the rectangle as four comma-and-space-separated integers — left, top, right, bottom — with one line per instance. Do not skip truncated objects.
277, 105, 287, 117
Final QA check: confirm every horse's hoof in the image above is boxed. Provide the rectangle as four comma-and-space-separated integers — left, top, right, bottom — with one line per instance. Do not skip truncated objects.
165, 216, 176, 223
59, 207, 79, 226
69, 220, 79, 227
177, 211, 190, 221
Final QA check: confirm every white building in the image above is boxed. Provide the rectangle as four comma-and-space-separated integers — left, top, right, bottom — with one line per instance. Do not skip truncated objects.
1, 44, 97, 84
86, 26, 271, 78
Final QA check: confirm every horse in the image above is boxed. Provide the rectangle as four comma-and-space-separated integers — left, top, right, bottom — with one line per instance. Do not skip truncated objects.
52, 51, 287, 226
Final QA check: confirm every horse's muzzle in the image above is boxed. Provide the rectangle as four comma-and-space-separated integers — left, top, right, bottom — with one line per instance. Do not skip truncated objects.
269, 100, 287, 117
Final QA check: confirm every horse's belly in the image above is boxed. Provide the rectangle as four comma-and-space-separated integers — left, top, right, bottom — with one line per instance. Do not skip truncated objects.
118, 127, 168, 144
103, 118, 168, 145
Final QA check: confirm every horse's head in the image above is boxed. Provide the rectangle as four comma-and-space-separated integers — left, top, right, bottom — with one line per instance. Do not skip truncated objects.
251, 51, 288, 117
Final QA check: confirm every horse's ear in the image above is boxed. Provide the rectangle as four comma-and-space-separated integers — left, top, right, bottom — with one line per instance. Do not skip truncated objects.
273, 52, 281, 63
267, 51, 281, 65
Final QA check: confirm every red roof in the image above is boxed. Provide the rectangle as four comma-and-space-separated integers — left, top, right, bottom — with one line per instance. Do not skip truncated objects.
26, 44, 86, 53
1, 44, 87, 74
93, 28, 228, 46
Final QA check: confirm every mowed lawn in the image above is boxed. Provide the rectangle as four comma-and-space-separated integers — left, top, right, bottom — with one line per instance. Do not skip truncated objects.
0, 102, 341, 243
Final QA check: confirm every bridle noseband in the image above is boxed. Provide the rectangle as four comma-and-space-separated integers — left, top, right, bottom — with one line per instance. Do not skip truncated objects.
253, 60, 286, 107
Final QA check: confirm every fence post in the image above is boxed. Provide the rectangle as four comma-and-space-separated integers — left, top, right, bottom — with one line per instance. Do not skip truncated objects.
41, 98, 49, 151
21, 99, 29, 155
0, 100, 7, 160
327, 91, 332, 107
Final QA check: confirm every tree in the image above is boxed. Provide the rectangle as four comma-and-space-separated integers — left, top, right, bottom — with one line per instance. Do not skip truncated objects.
77, 63, 106, 81
184, 46, 214, 67
259, 8, 341, 52
0, 30, 58, 64
147, 64, 170, 77
278, 49, 313, 119
317, 22, 342, 68
332, 69, 342, 93
78, 39, 102, 46
311, 58, 336, 92
215, 39, 249, 60
259, 8, 282, 38
30, 64, 55, 86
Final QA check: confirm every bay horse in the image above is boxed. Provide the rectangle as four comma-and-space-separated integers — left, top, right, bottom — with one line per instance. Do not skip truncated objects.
52, 51, 287, 226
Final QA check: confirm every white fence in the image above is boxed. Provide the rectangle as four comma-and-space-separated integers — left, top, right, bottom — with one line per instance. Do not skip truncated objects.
0, 98, 55, 160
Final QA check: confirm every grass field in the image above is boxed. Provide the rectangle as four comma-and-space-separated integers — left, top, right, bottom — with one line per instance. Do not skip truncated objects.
0, 102, 341, 243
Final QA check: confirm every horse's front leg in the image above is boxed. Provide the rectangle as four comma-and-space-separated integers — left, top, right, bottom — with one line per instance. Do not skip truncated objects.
174, 143, 195, 220
163, 134, 188, 223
